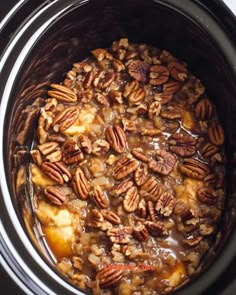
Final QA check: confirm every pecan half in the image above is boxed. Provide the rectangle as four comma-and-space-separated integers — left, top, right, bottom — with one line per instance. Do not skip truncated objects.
114, 155, 139, 180
127, 60, 150, 82
155, 192, 175, 217
91, 48, 113, 61
168, 62, 188, 82
105, 125, 127, 153
163, 81, 181, 94
168, 133, 196, 157
201, 142, 219, 158
96, 267, 123, 288
149, 65, 169, 85
197, 187, 217, 205
53, 106, 80, 132
141, 177, 162, 201
160, 108, 181, 120
128, 87, 146, 106
62, 138, 84, 164
101, 210, 121, 224
208, 122, 224, 146
107, 226, 133, 244
79, 135, 92, 154
131, 148, 150, 163
109, 90, 123, 104
134, 164, 148, 186
72, 167, 90, 199
123, 186, 140, 212
123, 80, 139, 98
133, 222, 149, 241
48, 83, 77, 103
179, 158, 209, 180
95, 93, 110, 107
145, 221, 168, 237
44, 186, 66, 205
140, 127, 162, 137
136, 199, 147, 219
41, 161, 71, 184
148, 101, 161, 119
195, 98, 214, 121
147, 201, 156, 222
38, 142, 59, 156
112, 178, 134, 197
155, 92, 173, 105
149, 149, 176, 175
92, 186, 109, 209
92, 139, 110, 156
87, 209, 104, 228
122, 118, 137, 132
83, 70, 95, 89
37, 110, 53, 144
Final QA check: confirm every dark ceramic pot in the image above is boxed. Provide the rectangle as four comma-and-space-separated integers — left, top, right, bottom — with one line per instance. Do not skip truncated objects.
0, 1, 236, 294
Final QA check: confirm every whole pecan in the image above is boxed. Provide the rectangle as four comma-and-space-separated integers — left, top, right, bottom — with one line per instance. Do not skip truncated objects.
62, 138, 84, 164
96, 267, 123, 288
127, 60, 150, 82
44, 186, 66, 205
52, 106, 80, 132
113, 155, 139, 180
149, 65, 169, 85
179, 158, 209, 180
149, 149, 176, 175
133, 222, 149, 241
208, 122, 224, 146
134, 164, 148, 186
92, 186, 109, 209
72, 167, 90, 199
147, 201, 156, 222
168, 133, 196, 157
131, 148, 150, 163
92, 139, 110, 156
145, 221, 168, 237
41, 161, 72, 184
155, 192, 175, 217
201, 142, 219, 158
148, 101, 161, 119
160, 108, 181, 120
195, 98, 214, 121
136, 199, 147, 219
123, 186, 140, 212
107, 226, 133, 244
168, 62, 188, 82
112, 178, 134, 197
48, 83, 77, 103
197, 187, 217, 205
38, 142, 59, 156
128, 87, 146, 106
87, 209, 104, 228
105, 125, 127, 154
141, 177, 162, 201
79, 135, 92, 154
101, 210, 121, 225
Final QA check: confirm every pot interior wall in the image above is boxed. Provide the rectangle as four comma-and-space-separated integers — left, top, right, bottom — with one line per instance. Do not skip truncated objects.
4, 0, 236, 292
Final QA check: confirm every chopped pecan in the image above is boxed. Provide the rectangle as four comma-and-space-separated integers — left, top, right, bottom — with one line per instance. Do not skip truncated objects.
149, 149, 176, 175
72, 167, 90, 199
53, 106, 80, 132
134, 164, 148, 186
92, 139, 110, 156
62, 138, 84, 164
87, 209, 104, 228
48, 83, 77, 103
112, 178, 134, 197
38, 142, 59, 156
168, 62, 188, 82
128, 87, 146, 106
30, 150, 43, 166
91, 48, 113, 61
92, 186, 109, 209
72, 256, 84, 271
184, 235, 202, 247
114, 155, 139, 180
112, 58, 125, 72
145, 221, 168, 237
168, 133, 196, 157
141, 177, 162, 201
46, 150, 62, 163
123, 80, 139, 98
201, 142, 219, 158
37, 109, 53, 144
95, 93, 110, 107
44, 186, 66, 205
160, 108, 181, 120
179, 158, 209, 180
136, 199, 147, 219
41, 161, 72, 184
155, 192, 175, 217
122, 118, 137, 132
105, 125, 127, 153
112, 38, 129, 51
100, 71, 116, 89
109, 90, 123, 104
96, 267, 123, 288
180, 76, 205, 103
196, 187, 217, 205
79, 135, 92, 154
195, 98, 214, 121
148, 101, 161, 119
147, 201, 156, 222
127, 60, 150, 83
149, 65, 169, 85
208, 122, 224, 146
123, 186, 140, 212
107, 226, 133, 244
47, 134, 65, 143
155, 92, 173, 105
199, 223, 215, 236
101, 210, 121, 225
131, 148, 150, 163
140, 127, 162, 137
133, 222, 149, 241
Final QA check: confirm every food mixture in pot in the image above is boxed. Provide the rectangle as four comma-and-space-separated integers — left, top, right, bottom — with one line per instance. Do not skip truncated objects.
20, 39, 225, 294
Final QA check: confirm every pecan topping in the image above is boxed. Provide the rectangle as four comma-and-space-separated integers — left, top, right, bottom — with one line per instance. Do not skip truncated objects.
160, 108, 181, 120
87, 209, 104, 228
72, 167, 90, 199
168, 62, 188, 82
62, 138, 84, 164
133, 222, 149, 241
44, 186, 66, 205
114, 155, 139, 180
92, 139, 110, 156
38, 142, 59, 156
96, 267, 123, 288
148, 101, 161, 119
147, 201, 156, 222
41, 161, 71, 184
134, 164, 148, 186
79, 135, 92, 154
201, 142, 219, 158
101, 210, 121, 224
48, 84, 77, 103
53, 106, 80, 132
107, 226, 133, 244
131, 148, 150, 163
195, 98, 214, 121
149, 149, 176, 175
141, 177, 162, 201
149, 65, 169, 85
127, 60, 150, 82
179, 158, 209, 180
136, 199, 147, 219
112, 178, 134, 197
92, 186, 109, 209
145, 221, 168, 237
155, 192, 175, 217
123, 186, 140, 212
208, 122, 224, 146
105, 125, 127, 153
168, 133, 196, 157
197, 187, 217, 205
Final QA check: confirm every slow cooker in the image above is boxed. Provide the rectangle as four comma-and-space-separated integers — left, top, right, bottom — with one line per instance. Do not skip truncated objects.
0, 0, 236, 294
